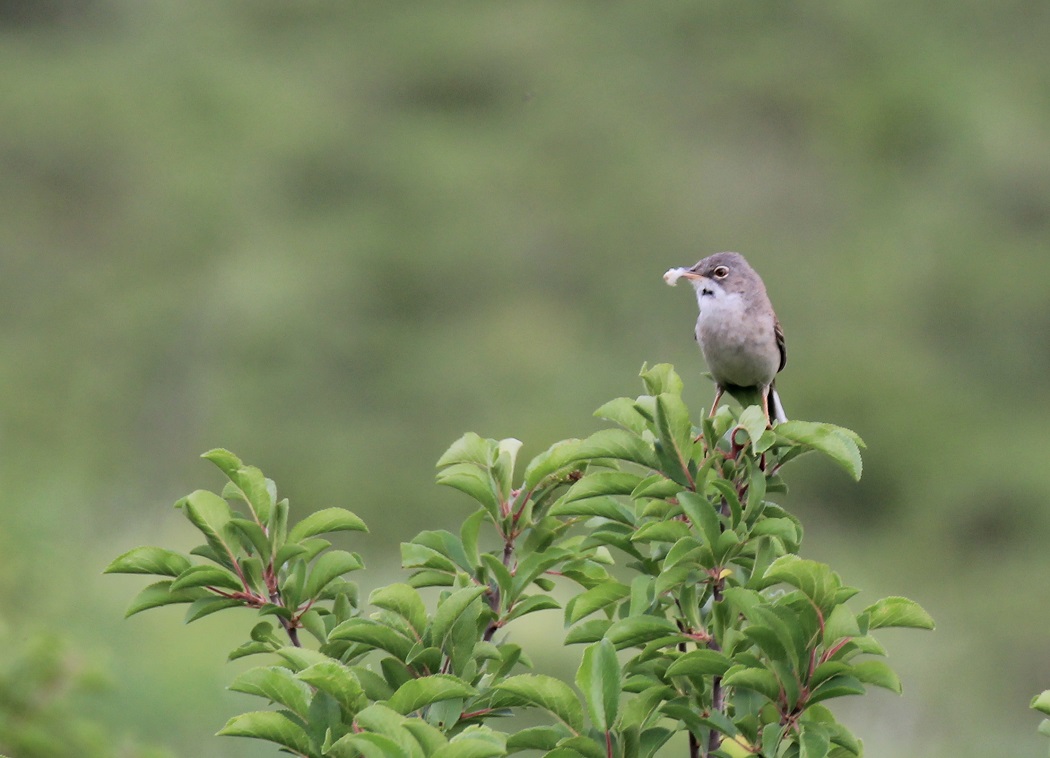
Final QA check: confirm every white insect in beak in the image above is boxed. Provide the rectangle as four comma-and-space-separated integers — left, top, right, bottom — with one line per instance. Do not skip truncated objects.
662, 267, 690, 286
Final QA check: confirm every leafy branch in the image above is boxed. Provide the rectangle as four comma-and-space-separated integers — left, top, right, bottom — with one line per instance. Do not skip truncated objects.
107, 363, 932, 758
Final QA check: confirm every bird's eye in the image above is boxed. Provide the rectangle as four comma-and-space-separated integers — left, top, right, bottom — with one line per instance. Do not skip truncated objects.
713, 266, 729, 278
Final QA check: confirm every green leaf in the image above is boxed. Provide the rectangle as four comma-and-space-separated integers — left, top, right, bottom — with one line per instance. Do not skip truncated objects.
104, 546, 191, 577
565, 619, 612, 645
663, 537, 704, 571
304, 550, 364, 600
594, 396, 648, 435
460, 508, 488, 569
448, 605, 484, 677
437, 432, 495, 468
431, 743, 504, 758
269, 497, 289, 552
170, 564, 243, 592
640, 363, 684, 396
664, 698, 739, 740
744, 464, 768, 522
327, 732, 404, 758
386, 674, 477, 715
630, 520, 691, 544
124, 581, 208, 618
297, 660, 366, 716
436, 464, 501, 518
758, 555, 842, 612
428, 586, 488, 649
494, 674, 584, 733
549, 496, 636, 524
561, 472, 643, 502
638, 727, 675, 757
510, 548, 571, 599
678, 491, 722, 548
494, 438, 523, 497
774, 421, 864, 481
273, 542, 308, 572
407, 571, 453, 587
287, 507, 368, 542
345, 666, 393, 702
299, 609, 327, 644
811, 662, 851, 689
575, 428, 657, 469
413, 530, 474, 574
743, 622, 790, 664
228, 518, 271, 559
329, 619, 415, 660
749, 517, 800, 545
564, 582, 630, 624
201, 447, 243, 475
798, 722, 830, 758
506, 725, 569, 751
737, 406, 769, 451
653, 392, 695, 484
275, 646, 334, 672
176, 489, 234, 544
376, 664, 415, 699
480, 553, 513, 598
433, 728, 508, 758
604, 616, 682, 650
228, 641, 274, 661
1039, 719, 1050, 741
850, 659, 902, 693
503, 594, 561, 624
370, 583, 428, 637
822, 604, 860, 645
665, 649, 732, 678
627, 575, 656, 617
576, 639, 621, 731
402, 542, 458, 574
619, 685, 674, 732
184, 596, 243, 622
229, 666, 312, 719
807, 674, 866, 705
862, 596, 935, 630
219, 460, 275, 523
522, 438, 585, 490
239, 556, 265, 594
348, 702, 432, 756
354, 700, 409, 729
217, 710, 313, 755
721, 666, 781, 702
632, 475, 684, 500
1032, 690, 1050, 716
556, 735, 606, 758
405, 719, 451, 753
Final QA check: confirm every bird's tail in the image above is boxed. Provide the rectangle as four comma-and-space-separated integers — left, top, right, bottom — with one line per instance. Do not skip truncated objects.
767, 383, 787, 424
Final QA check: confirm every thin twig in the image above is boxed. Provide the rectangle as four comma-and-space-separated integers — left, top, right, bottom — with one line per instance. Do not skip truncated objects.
689, 731, 700, 758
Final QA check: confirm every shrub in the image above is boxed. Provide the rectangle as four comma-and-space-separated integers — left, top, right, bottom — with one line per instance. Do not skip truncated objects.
107, 364, 932, 757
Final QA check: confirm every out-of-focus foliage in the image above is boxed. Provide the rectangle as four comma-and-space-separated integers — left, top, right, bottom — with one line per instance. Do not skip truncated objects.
0, 631, 171, 758
1, 0, 1049, 756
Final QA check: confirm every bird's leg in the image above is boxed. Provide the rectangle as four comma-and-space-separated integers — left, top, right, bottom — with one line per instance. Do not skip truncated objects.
708, 386, 725, 418
761, 385, 772, 427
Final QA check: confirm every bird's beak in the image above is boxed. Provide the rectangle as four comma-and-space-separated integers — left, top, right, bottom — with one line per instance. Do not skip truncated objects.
678, 270, 703, 281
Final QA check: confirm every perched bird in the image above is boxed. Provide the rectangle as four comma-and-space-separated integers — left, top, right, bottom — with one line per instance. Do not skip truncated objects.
664, 252, 787, 424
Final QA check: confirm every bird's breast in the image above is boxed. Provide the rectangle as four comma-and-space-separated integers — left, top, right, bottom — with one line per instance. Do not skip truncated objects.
695, 293, 779, 388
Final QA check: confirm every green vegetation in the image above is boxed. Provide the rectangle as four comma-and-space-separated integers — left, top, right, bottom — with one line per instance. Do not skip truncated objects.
0, 631, 169, 758
107, 366, 932, 756
2, 1, 1049, 755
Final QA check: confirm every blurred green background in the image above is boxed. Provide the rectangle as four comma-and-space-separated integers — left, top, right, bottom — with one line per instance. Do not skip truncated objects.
2, 1, 1049, 755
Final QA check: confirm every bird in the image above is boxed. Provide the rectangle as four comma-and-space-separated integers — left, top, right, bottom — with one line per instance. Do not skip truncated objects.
664, 252, 787, 424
